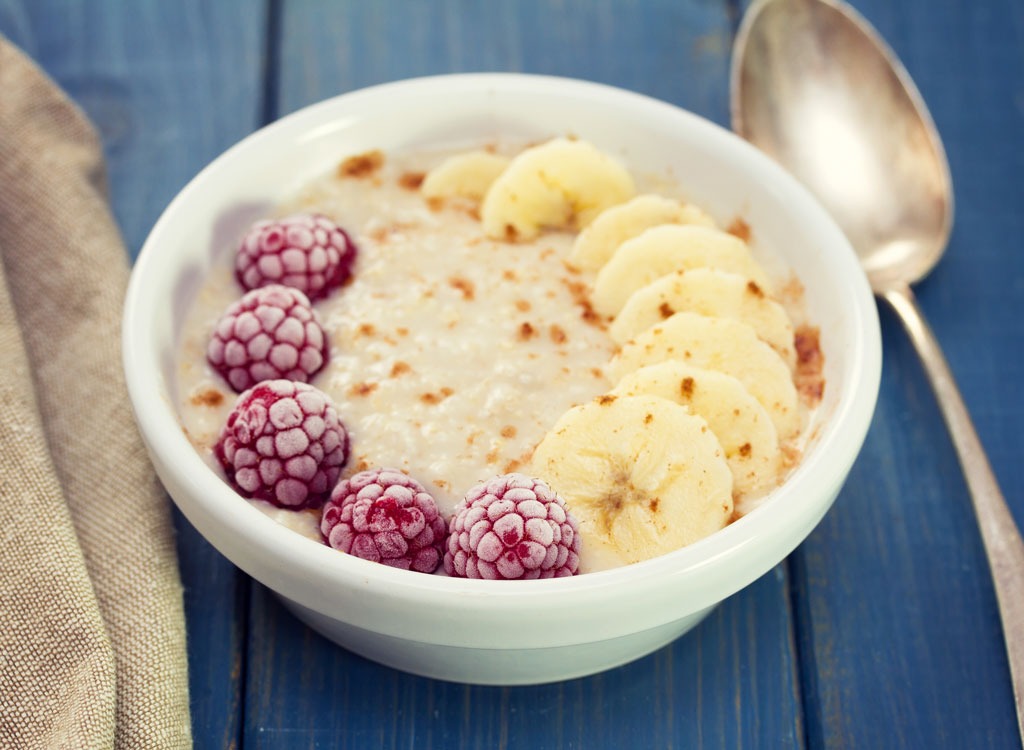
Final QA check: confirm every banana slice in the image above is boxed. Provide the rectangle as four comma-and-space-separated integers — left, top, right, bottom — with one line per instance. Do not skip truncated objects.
611, 361, 782, 496
530, 394, 733, 566
610, 268, 796, 370
421, 150, 511, 202
610, 311, 802, 441
591, 224, 773, 318
567, 194, 716, 272
480, 138, 635, 241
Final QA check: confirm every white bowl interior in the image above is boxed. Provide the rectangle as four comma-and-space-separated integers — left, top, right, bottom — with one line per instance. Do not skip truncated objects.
124, 74, 881, 655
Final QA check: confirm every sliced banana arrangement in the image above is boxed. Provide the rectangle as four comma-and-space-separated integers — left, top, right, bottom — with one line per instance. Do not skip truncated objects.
421, 150, 510, 202
568, 194, 716, 272
611, 361, 781, 497
610, 311, 802, 441
479, 138, 636, 241
421, 136, 820, 570
530, 394, 734, 565
591, 224, 775, 317
609, 267, 796, 369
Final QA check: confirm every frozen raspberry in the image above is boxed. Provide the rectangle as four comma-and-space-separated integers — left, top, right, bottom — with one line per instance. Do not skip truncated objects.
215, 380, 348, 509
236, 213, 356, 300
321, 469, 446, 573
207, 285, 328, 393
444, 473, 580, 580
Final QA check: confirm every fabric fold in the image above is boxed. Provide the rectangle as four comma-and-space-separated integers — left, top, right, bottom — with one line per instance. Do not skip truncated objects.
0, 36, 192, 749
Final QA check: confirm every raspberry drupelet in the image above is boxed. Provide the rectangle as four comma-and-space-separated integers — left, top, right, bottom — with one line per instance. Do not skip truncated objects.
215, 380, 348, 509
207, 284, 328, 393
322, 468, 446, 573
235, 213, 356, 300
444, 473, 581, 580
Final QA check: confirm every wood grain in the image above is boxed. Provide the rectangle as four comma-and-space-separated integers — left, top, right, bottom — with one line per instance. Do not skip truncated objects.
273, 0, 736, 123
245, 572, 802, 749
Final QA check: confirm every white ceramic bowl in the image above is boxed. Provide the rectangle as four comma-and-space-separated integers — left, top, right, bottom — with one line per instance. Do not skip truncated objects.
123, 73, 881, 685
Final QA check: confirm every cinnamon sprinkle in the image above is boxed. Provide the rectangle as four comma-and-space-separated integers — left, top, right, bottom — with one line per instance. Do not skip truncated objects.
398, 171, 425, 190
449, 276, 476, 300
190, 388, 224, 407
794, 325, 826, 405
726, 216, 751, 242
349, 382, 378, 397
420, 387, 454, 405
338, 150, 384, 178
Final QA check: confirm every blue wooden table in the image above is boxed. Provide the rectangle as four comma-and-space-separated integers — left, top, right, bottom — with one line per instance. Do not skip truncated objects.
3, 1, 1022, 746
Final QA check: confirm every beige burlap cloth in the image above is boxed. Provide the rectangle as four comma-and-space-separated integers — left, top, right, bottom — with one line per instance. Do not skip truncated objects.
0, 37, 192, 748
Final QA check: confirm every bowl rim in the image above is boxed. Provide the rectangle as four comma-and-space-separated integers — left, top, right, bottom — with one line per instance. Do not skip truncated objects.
124, 72, 881, 625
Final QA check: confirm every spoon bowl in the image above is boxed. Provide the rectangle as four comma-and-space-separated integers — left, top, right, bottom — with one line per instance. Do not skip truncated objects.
731, 0, 952, 288
731, 0, 1024, 739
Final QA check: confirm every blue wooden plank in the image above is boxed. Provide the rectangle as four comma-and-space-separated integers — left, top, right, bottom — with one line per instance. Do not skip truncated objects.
793, 316, 1020, 748
244, 1, 806, 747
10, 1, 267, 258
731, 0, 1024, 746
275, 0, 734, 125
0, 3, 268, 747
246, 572, 802, 750
0, 1, 30, 49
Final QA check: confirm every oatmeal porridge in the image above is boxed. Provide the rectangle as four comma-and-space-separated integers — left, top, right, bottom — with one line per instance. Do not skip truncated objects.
176, 137, 823, 575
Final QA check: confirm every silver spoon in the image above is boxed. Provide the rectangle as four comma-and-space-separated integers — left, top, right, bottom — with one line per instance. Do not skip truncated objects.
731, 0, 1024, 739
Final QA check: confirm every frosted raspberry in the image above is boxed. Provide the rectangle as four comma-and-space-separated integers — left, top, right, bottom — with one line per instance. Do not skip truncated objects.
322, 468, 446, 573
444, 473, 581, 580
236, 213, 356, 300
215, 380, 348, 509
207, 285, 328, 393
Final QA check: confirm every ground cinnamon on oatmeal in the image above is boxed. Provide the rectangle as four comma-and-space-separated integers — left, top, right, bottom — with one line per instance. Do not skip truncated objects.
726, 216, 752, 242
518, 322, 537, 341
794, 325, 825, 404
580, 302, 603, 326
338, 150, 384, 178
399, 171, 425, 190
349, 382, 378, 397
420, 387, 454, 405
449, 276, 475, 300
190, 388, 224, 407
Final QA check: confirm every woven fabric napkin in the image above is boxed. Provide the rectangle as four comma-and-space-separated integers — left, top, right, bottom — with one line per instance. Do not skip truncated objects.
0, 37, 192, 748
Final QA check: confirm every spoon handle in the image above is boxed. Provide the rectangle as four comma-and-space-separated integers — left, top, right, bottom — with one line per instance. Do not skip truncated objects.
880, 281, 1024, 739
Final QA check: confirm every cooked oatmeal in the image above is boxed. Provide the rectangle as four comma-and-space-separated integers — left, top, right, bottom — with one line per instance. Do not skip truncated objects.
176, 142, 823, 570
